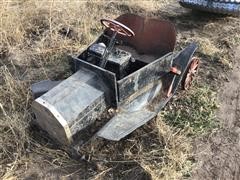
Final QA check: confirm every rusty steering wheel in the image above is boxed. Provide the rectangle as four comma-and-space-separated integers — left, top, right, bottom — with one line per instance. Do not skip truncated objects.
100, 18, 135, 37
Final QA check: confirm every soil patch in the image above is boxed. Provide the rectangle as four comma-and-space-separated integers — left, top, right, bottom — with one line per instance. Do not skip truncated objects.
192, 46, 240, 179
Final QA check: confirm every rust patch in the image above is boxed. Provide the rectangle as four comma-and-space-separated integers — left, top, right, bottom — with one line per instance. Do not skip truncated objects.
105, 13, 176, 56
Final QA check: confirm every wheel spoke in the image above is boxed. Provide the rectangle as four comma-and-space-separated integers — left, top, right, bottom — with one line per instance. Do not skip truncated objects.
192, 69, 197, 74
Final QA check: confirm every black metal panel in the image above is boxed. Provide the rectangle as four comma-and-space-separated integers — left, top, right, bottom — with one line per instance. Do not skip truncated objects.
31, 80, 62, 99
97, 108, 156, 141
117, 53, 173, 102
172, 43, 198, 93
72, 57, 118, 107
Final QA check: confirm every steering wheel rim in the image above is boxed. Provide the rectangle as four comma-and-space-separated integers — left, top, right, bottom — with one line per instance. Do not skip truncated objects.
100, 18, 135, 37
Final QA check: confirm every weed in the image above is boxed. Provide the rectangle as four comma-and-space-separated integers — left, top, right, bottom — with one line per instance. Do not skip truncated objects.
161, 85, 218, 135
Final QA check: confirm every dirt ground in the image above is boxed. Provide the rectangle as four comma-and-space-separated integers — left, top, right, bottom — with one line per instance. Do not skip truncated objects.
159, 4, 240, 179
192, 46, 240, 180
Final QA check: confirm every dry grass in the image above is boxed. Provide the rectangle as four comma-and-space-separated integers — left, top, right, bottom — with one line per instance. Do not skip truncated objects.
162, 85, 218, 135
77, 117, 193, 179
0, 66, 30, 176
139, 120, 192, 179
1, 0, 239, 179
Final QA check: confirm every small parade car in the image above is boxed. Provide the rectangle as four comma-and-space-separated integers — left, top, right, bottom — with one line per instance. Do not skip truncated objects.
31, 14, 200, 146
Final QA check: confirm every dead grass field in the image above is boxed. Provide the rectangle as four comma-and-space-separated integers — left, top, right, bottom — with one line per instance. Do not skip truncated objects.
0, 0, 240, 179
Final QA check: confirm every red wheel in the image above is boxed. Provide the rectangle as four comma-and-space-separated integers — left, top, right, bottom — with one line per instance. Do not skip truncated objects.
182, 57, 200, 90
100, 18, 135, 37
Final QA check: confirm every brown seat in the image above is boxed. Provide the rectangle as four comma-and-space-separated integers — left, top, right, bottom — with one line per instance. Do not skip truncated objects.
106, 14, 176, 57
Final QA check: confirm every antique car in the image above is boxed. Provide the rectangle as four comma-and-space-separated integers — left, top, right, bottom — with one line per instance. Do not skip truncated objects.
31, 14, 200, 147
179, 0, 240, 16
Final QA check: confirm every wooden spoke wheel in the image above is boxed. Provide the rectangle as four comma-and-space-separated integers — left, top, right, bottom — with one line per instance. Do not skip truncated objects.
182, 57, 200, 90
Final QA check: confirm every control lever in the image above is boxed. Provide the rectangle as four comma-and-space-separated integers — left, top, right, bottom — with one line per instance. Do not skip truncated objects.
100, 31, 117, 68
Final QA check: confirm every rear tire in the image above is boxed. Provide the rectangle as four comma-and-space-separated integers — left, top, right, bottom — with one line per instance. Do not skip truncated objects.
179, 0, 240, 16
